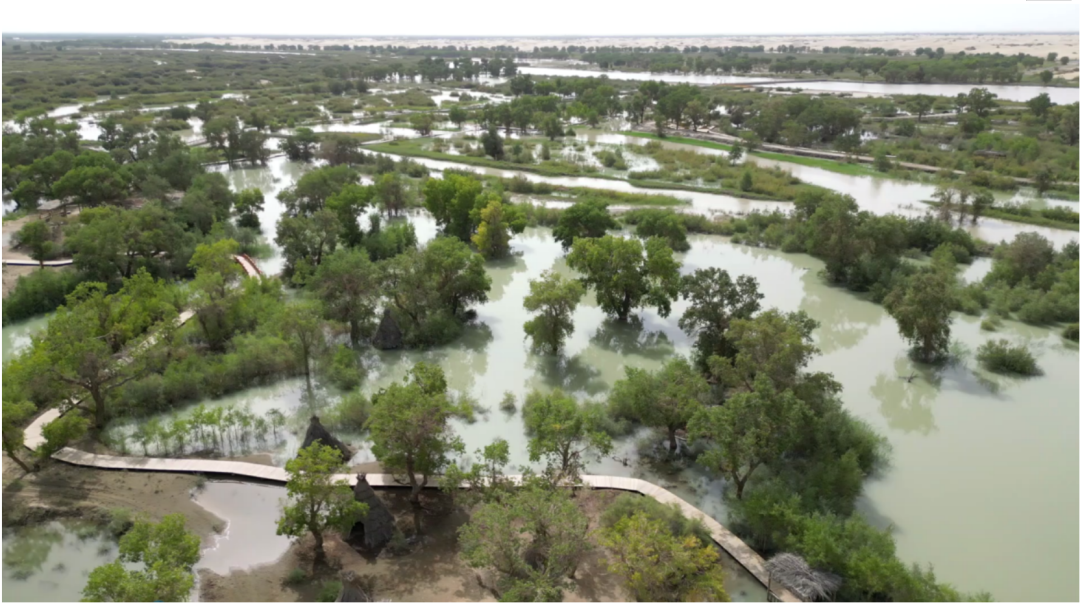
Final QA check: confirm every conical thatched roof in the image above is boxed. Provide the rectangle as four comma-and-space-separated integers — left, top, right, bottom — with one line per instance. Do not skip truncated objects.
299, 416, 353, 462
371, 309, 403, 350
766, 552, 842, 602
349, 473, 395, 551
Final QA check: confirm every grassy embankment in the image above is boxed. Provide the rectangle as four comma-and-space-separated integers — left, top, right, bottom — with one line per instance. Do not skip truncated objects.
370, 137, 828, 202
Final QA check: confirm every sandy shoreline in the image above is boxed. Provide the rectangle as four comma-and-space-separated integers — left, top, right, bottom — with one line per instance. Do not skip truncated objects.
165, 33, 1080, 58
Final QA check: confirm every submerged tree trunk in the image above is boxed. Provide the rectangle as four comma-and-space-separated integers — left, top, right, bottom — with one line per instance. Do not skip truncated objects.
667, 427, 678, 453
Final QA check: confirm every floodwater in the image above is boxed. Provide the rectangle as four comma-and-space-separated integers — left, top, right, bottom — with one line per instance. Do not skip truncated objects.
193, 481, 292, 574
2, 313, 49, 363
518, 66, 777, 85
5, 141, 1078, 601
1, 521, 126, 602
66, 222, 1079, 601
374, 133, 1078, 247
757, 81, 1080, 104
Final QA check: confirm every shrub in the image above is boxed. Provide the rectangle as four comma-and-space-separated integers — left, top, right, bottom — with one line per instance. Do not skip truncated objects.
2, 269, 85, 324
600, 493, 711, 545
980, 317, 1002, 332
976, 339, 1041, 376
325, 392, 372, 432
500, 391, 517, 413
1062, 324, 1079, 341
284, 568, 309, 586
318, 581, 342, 602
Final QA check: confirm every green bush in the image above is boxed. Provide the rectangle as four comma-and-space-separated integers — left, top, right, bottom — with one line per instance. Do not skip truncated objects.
976, 339, 1041, 376
326, 392, 372, 432
318, 580, 342, 602
600, 493, 712, 545
324, 344, 365, 391
284, 568, 309, 586
1064, 323, 1079, 342
2, 269, 85, 324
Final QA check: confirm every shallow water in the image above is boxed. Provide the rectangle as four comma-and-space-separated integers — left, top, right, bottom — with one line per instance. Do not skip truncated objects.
2, 313, 50, 363
757, 81, 1080, 104
1, 521, 125, 602
77, 224, 1079, 601
518, 66, 777, 86
5, 147, 1078, 601
193, 481, 292, 574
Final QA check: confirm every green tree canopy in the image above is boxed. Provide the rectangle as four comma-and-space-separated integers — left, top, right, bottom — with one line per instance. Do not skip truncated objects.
566, 235, 681, 322
366, 363, 463, 503
522, 269, 586, 354
600, 512, 729, 602
276, 442, 367, 567
522, 389, 612, 483
551, 199, 618, 250
609, 356, 710, 452
81, 514, 201, 602
678, 268, 763, 372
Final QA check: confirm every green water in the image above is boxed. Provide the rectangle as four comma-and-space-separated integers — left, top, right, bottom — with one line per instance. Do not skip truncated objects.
1, 521, 123, 602
5, 147, 1077, 600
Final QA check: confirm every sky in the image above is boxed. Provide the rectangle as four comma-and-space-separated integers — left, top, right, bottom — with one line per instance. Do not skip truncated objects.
4, 0, 1078, 36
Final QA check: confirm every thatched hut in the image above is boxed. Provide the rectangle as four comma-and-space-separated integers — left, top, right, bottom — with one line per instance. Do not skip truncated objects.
348, 473, 396, 551
766, 552, 842, 602
371, 309, 403, 350
299, 416, 353, 462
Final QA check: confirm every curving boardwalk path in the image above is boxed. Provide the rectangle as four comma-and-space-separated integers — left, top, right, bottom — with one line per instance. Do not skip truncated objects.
16, 252, 796, 602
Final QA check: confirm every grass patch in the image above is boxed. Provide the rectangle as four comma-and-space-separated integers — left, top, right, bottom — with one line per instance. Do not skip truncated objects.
375, 137, 819, 202
625, 131, 883, 178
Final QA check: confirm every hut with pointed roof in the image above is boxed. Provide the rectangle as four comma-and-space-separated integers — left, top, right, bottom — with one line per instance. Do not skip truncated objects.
348, 473, 396, 552
299, 415, 353, 462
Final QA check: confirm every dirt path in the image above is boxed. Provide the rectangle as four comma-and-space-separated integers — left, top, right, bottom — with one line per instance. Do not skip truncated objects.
199, 489, 626, 603
2, 455, 223, 539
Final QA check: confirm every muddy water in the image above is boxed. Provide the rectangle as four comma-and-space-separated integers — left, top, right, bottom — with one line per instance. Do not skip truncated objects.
518, 66, 776, 86
1, 521, 126, 602
757, 81, 1080, 104
577, 132, 1079, 247
85, 221, 1079, 600
193, 481, 291, 575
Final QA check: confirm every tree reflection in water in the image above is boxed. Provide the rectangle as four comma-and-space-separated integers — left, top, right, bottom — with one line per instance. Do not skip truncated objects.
589, 317, 673, 361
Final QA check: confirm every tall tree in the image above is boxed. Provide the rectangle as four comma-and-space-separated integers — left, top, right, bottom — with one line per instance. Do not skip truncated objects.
551, 199, 617, 250
609, 356, 710, 452
309, 248, 380, 347
522, 389, 612, 483
14, 220, 55, 269
422, 173, 485, 242
276, 443, 367, 567
471, 195, 524, 259
883, 265, 957, 363
678, 268, 763, 372
2, 399, 37, 472
689, 377, 806, 499
276, 300, 327, 393
522, 270, 586, 354
366, 363, 463, 503
566, 235, 681, 322
458, 485, 591, 601
82, 514, 201, 602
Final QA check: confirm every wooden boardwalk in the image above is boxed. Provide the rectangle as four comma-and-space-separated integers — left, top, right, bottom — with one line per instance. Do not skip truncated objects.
233, 254, 263, 277
1, 258, 75, 267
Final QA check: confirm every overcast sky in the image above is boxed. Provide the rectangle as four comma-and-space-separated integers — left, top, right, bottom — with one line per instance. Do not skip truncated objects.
5, 0, 1078, 36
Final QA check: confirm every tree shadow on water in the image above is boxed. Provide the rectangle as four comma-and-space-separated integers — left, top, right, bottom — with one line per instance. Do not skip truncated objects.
526, 353, 609, 397
589, 317, 674, 361
870, 357, 941, 436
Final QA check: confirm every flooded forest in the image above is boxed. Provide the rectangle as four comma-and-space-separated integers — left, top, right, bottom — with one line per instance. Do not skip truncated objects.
2, 29, 1078, 603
